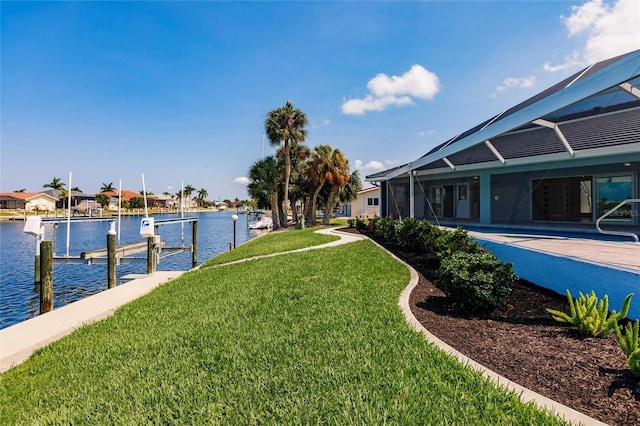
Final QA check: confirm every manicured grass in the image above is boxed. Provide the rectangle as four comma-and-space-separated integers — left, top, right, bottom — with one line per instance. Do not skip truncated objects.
201, 226, 340, 267
0, 239, 569, 425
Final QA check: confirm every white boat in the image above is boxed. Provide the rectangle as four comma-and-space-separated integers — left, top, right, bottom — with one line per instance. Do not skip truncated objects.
249, 215, 273, 230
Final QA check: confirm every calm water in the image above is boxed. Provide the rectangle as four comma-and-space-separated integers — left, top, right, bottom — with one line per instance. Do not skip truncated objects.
0, 211, 262, 330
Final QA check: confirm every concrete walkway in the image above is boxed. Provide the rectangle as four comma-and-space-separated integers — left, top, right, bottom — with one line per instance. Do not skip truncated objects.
466, 230, 639, 272
0, 227, 605, 425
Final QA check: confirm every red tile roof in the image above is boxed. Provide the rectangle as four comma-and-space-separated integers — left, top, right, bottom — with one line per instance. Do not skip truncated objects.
101, 190, 143, 201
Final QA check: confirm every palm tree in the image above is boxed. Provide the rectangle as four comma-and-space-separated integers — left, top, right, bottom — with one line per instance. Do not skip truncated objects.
304, 145, 334, 226
183, 184, 195, 209
43, 177, 65, 190
281, 142, 310, 224
197, 188, 208, 208
265, 101, 308, 225
321, 149, 350, 225
247, 156, 283, 229
337, 169, 363, 221
100, 183, 115, 193
13, 189, 26, 193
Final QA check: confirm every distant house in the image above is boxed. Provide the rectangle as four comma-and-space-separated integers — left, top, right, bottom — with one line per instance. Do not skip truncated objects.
101, 190, 143, 203
0, 192, 58, 212
342, 187, 380, 218
41, 189, 96, 209
147, 194, 174, 209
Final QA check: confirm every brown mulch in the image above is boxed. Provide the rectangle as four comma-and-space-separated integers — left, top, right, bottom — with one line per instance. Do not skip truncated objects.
338, 227, 640, 426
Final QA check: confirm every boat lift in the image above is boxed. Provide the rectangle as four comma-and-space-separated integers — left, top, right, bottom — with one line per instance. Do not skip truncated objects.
25, 216, 199, 268
24, 215, 198, 315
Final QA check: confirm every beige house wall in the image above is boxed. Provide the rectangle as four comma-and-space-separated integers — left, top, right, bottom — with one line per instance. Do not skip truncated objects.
350, 187, 380, 218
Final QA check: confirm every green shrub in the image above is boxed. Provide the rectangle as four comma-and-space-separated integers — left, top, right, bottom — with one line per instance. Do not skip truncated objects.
628, 350, 640, 379
355, 218, 368, 231
347, 219, 356, 228
372, 217, 398, 241
434, 226, 482, 259
417, 221, 444, 260
435, 251, 517, 314
546, 291, 632, 338
613, 319, 640, 378
614, 319, 640, 357
396, 218, 426, 251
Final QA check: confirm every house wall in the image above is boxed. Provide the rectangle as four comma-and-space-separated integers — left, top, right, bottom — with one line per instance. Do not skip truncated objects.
406, 153, 639, 231
349, 188, 381, 218
25, 196, 57, 212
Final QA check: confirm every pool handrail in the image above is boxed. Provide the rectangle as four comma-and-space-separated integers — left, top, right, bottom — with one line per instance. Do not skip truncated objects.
595, 198, 639, 242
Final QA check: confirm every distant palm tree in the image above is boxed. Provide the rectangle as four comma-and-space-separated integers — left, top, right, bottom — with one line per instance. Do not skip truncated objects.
43, 177, 65, 190
248, 156, 283, 229
13, 189, 26, 193
100, 183, 115, 193
265, 101, 308, 223
197, 188, 208, 207
183, 185, 195, 209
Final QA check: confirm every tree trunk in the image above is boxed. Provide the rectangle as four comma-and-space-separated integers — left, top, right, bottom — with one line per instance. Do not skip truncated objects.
270, 193, 281, 230
281, 141, 291, 227
323, 186, 339, 225
306, 179, 325, 227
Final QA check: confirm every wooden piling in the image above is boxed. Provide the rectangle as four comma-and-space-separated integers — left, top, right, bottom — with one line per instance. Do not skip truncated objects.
192, 220, 198, 267
107, 232, 116, 288
34, 254, 41, 285
147, 237, 157, 274
40, 240, 53, 314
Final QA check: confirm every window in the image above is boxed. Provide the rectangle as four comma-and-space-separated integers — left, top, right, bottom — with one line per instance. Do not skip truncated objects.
595, 175, 633, 221
367, 197, 379, 206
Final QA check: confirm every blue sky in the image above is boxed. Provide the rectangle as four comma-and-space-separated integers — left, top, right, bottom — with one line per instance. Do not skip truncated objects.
2, 1, 638, 200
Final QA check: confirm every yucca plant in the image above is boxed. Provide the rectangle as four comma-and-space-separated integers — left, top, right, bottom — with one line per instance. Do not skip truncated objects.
546, 290, 633, 338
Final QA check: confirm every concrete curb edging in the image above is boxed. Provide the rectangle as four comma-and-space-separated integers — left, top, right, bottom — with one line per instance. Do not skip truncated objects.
384, 246, 609, 426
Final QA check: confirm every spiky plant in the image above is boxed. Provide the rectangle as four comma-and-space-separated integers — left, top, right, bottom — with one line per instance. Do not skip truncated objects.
546, 290, 633, 338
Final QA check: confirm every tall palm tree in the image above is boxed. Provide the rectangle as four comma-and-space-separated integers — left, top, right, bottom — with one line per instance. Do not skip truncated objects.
336, 169, 363, 222
183, 184, 195, 209
43, 177, 65, 190
304, 145, 334, 226
197, 188, 208, 208
100, 183, 115, 193
321, 149, 350, 225
247, 156, 283, 229
265, 101, 308, 225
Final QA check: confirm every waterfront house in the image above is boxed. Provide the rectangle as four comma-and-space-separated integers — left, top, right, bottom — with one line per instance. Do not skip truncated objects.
0, 192, 58, 212
366, 50, 640, 235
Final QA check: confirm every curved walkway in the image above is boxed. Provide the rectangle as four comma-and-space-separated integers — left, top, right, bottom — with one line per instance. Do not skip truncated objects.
0, 228, 605, 425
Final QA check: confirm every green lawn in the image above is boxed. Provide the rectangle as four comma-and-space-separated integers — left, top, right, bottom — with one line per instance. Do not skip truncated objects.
201, 226, 340, 267
0, 231, 568, 425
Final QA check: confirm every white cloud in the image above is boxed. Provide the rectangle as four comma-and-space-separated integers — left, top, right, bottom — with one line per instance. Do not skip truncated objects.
546, 0, 640, 71
418, 129, 437, 137
342, 65, 440, 115
491, 75, 536, 97
367, 65, 440, 100
342, 95, 414, 115
234, 177, 250, 185
354, 160, 385, 171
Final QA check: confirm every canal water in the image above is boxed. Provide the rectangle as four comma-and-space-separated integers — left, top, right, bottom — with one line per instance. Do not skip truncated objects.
0, 211, 262, 330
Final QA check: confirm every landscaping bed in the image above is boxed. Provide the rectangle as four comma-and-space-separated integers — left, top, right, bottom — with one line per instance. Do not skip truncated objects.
341, 228, 639, 425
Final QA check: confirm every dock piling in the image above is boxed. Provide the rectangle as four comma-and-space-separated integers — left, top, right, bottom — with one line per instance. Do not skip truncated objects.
40, 240, 53, 314
107, 222, 117, 289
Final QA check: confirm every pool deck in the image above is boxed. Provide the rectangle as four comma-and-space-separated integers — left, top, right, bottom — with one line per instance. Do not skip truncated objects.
466, 230, 640, 272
